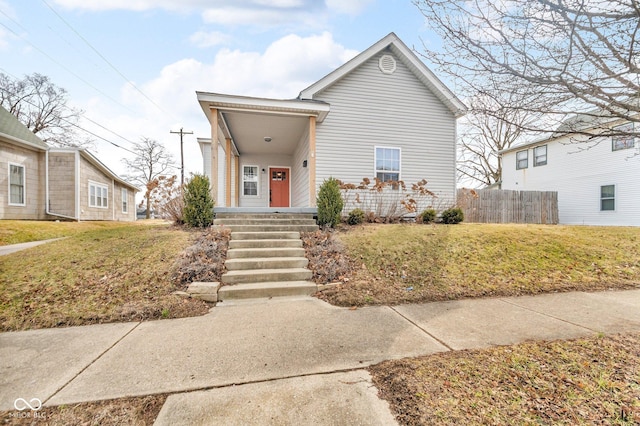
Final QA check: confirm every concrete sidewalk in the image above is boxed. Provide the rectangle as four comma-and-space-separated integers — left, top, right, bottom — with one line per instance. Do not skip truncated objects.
1, 289, 639, 424
0, 238, 65, 256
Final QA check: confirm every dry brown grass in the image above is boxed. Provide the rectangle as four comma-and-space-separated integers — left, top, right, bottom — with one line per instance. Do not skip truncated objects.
1, 395, 166, 425
0, 223, 209, 331
0, 220, 159, 246
370, 332, 640, 425
320, 223, 640, 306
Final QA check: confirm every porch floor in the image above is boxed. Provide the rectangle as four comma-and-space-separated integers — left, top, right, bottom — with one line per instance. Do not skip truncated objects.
215, 207, 317, 215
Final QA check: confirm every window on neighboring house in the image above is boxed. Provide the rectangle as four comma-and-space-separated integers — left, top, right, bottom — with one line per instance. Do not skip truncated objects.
243, 165, 258, 196
533, 145, 547, 166
600, 185, 615, 211
612, 122, 635, 151
516, 150, 528, 169
375, 146, 400, 183
8, 163, 25, 206
89, 182, 108, 208
122, 188, 128, 213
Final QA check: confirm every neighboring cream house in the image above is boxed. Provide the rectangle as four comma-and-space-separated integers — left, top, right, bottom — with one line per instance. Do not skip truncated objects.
196, 33, 466, 211
500, 118, 639, 226
0, 106, 138, 221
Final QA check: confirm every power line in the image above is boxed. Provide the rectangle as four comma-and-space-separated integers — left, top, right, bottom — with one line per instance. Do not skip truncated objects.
40, 0, 180, 123
0, 14, 140, 117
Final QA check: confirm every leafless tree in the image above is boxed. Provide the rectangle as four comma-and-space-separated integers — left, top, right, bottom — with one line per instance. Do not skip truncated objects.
122, 137, 175, 219
0, 72, 92, 148
458, 91, 545, 187
415, 0, 640, 141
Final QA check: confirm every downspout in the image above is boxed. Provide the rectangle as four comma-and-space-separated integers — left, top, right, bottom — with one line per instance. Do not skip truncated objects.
76, 150, 80, 221
45, 150, 79, 221
112, 179, 115, 221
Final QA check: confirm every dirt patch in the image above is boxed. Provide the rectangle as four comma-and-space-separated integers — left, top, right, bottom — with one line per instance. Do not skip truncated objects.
301, 230, 352, 284
1, 395, 166, 425
173, 227, 231, 287
369, 333, 640, 425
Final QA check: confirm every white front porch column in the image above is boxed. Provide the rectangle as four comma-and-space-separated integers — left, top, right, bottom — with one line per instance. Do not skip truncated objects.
309, 115, 317, 207
210, 108, 218, 203
225, 137, 232, 207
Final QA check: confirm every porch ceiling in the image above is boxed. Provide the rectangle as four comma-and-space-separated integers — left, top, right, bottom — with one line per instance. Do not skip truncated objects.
223, 111, 308, 155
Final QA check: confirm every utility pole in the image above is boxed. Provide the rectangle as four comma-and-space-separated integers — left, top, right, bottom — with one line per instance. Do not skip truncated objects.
170, 127, 193, 185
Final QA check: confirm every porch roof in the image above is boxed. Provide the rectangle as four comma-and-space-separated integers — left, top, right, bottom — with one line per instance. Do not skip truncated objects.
196, 92, 330, 156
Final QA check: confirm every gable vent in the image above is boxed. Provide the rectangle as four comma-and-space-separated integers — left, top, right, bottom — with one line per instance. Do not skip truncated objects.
379, 54, 397, 74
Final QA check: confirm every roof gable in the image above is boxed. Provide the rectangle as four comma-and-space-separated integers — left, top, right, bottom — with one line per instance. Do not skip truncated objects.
0, 106, 48, 150
298, 32, 467, 117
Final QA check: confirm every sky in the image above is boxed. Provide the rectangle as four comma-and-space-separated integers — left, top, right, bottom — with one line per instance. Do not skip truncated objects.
0, 0, 448, 185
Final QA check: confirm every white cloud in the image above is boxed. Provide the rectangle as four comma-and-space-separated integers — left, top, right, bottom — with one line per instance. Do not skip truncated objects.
189, 31, 231, 48
200, 6, 323, 28
325, 0, 373, 15
83, 32, 359, 177
52, 0, 370, 23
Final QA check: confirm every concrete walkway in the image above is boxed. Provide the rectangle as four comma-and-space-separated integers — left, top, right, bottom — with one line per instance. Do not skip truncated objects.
1, 289, 639, 424
0, 238, 65, 256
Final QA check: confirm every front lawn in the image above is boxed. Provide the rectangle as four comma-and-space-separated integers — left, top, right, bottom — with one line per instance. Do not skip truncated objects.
319, 223, 640, 306
0, 222, 209, 331
370, 332, 640, 425
0, 220, 151, 245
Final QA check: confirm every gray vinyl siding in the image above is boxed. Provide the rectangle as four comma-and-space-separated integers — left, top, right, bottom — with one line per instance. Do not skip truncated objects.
313, 50, 457, 211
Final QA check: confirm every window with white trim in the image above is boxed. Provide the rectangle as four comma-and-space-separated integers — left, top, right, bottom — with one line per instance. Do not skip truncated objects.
600, 185, 615, 211
121, 188, 128, 213
516, 150, 528, 169
533, 145, 547, 166
8, 163, 25, 206
242, 165, 259, 196
612, 122, 635, 151
89, 182, 108, 208
375, 147, 400, 183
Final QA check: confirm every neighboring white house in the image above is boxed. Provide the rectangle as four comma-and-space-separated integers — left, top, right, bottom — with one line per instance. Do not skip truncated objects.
196, 32, 466, 212
500, 119, 639, 226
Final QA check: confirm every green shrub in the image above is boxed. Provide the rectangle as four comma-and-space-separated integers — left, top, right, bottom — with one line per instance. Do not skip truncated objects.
183, 174, 214, 227
441, 207, 464, 224
317, 177, 344, 228
419, 209, 437, 223
347, 208, 365, 225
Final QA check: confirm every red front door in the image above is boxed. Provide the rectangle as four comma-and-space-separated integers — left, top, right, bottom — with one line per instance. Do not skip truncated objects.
269, 168, 290, 207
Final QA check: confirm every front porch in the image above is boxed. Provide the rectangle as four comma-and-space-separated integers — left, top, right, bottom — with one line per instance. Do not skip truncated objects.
197, 92, 330, 210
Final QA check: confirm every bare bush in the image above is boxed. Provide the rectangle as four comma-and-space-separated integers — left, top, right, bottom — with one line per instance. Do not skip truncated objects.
302, 230, 352, 284
161, 189, 184, 224
338, 177, 437, 223
173, 228, 230, 287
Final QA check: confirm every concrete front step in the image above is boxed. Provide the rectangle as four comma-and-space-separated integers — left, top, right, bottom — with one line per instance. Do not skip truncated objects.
214, 218, 317, 226
223, 224, 319, 233
230, 231, 300, 240
217, 281, 318, 300
225, 257, 309, 271
227, 247, 306, 259
221, 268, 313, 284
228, 239, 303, 249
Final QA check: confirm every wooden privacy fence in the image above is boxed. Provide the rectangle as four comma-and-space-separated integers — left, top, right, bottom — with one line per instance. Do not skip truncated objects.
457, 189, 559, 224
